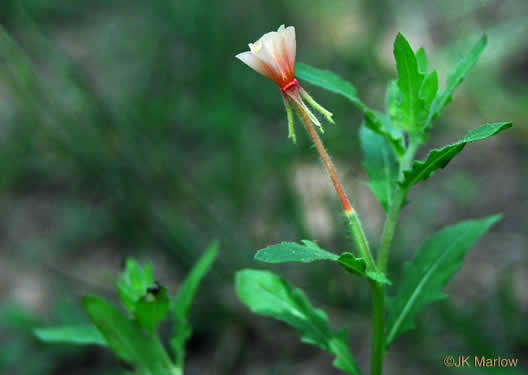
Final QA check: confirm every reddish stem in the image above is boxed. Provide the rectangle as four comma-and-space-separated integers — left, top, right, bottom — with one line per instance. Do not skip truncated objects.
293, 101, 354, 215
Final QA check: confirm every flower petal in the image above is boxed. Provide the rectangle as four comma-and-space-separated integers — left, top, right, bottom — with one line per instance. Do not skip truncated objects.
235, 51, 275, 81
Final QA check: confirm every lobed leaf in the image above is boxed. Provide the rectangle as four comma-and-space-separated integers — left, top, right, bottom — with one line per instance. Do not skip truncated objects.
255, 240, 338, 264
393, 33, 427, 132
117, 259, 154, 313
83, 296, 174, 375
385, 215, 501, 347
34, 324, 106, 346
236, 269, 362, 375
399, 122, 512, 190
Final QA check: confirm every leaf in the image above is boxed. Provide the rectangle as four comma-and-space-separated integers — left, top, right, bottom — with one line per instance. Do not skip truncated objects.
295, 63, 361, 106
236, 270, 362, 375
360, 124, 399, 212
428, 35, 487, 127
171, 242, 218, 366
135, 286, 170, 332
117, 259, 154, 313
393, 33, 427, 132
34, 324, 106, 346
296, 62, 404, 156
83, 296, 174, 375
385, 215, 501, 347
337, 253, 391, 285
255, 240, 339, 263
416, 48, 428, 74
400, 122, 512, 190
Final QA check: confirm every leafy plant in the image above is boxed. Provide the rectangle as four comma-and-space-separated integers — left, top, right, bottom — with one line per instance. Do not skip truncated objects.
35, 243, 218, 375
236, 29, 512, 375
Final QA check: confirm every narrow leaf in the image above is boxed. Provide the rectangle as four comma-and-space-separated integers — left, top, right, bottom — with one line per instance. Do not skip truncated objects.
255, 240, 338, 264
83, 296, 174, 375
428, 35, 487, 126
360, 125, 399, 212
171, 242, 218, 365
416, 48, 428, 74
34, 324, 106, 346
236, 270, 361, 375
296, 62, 404, 156
295, 63, 361, 106
386, 215, 501, 347
400, 122, 512, 190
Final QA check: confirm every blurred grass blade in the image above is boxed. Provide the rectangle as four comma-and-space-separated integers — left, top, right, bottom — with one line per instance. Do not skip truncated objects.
236, 269, 362, 375
34, 324, 106, 346
428, 35, 487, 126
386, 215, 501, 347
83, 296, 174, 375
400, 122, 512, 190
255, 240, 338, 263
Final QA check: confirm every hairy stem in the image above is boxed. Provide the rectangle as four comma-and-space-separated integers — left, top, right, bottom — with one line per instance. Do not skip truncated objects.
294, 101, 376, 270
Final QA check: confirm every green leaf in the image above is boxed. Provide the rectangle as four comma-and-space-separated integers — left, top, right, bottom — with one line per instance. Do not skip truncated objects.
255, 240, 338, 263
360, 125, 399, 212
135, 286, 170, 332
385, 215, 501, 347
296, 62, 404, 157
400, 122, 512, 190
419, 71, 438, 109
337, 253, 391, 285
171, 242, 218, 366
428, 35, 487, 126
393, 33, 428, 132
235, 270, 362, 375
416, 48, 428, 74
83, 296, 174, 375
296, 63, 361, 106
34, 324, 106, 346
117, 259, 154, 313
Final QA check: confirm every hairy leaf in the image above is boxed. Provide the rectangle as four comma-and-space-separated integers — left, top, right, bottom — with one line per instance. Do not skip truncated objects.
385, 215, 501, 347
400, 122, 512, 190
236, 270, 361, 375
360, 125, 399, 212
427, 35, 487, 127
34, 324, 106, 346
255, 240, 338, 263
83, 296, 174, 375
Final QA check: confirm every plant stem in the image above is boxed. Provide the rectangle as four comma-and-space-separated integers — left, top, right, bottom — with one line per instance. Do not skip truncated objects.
370, 281, 385, 375
376, 190, 406, 273
294, 101, 377, 271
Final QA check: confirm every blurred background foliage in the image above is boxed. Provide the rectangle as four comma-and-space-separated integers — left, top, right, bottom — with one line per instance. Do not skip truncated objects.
0, 0, 526, 374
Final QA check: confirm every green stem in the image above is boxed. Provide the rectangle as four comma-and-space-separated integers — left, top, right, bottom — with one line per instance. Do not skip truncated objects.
376, 190, 406, 273
345, 211, 377, 272
370, 281, 385, 375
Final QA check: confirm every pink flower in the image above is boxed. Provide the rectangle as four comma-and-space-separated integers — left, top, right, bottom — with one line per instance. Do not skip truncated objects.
236, 25, 333, 143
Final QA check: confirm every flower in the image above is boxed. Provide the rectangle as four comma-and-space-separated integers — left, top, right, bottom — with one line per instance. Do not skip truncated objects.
236, 25, 334, 143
